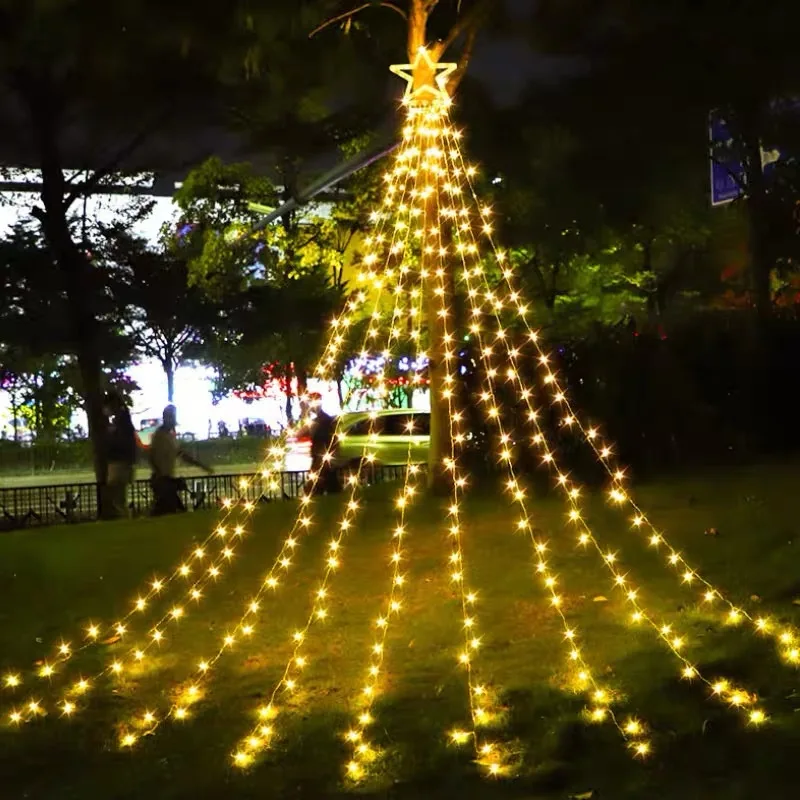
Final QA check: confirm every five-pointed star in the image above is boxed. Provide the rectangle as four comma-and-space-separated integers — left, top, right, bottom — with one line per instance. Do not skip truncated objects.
390, 47, 458, 103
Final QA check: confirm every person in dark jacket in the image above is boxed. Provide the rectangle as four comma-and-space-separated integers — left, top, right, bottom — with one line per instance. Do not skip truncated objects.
104, 391, 138, 518
304, 393, 341, 495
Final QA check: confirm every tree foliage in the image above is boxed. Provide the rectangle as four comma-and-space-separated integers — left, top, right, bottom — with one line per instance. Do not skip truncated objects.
98, 224, 218, 403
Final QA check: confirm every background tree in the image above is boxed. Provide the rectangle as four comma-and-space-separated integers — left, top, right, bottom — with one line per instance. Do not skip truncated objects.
530, 0, 800, 333
0, 0, 301, 489
99, 224, 216, 404
0, 223, 132, 440
204, 273, 344, 424
175, 158, 350, 417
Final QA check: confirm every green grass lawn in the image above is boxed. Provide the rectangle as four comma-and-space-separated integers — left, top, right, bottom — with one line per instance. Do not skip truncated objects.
2, 461, 800, 799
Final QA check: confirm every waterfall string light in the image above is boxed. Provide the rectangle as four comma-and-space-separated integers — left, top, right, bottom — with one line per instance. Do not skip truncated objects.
530, 352, 798, 663
434, 129, 767, 727
441, 126, 799, 668
427, 146, 508, 777
4, 451, 295, 726
447, 227, 648, 753
117, 139, 429, 748
231, 301, 420, 767
2, 46, 779, 772
229, 134, 433, 766
2, 454, 282, 699
4, 114, 427, 731
3, 260, 380, 720
344, 274, 426, 781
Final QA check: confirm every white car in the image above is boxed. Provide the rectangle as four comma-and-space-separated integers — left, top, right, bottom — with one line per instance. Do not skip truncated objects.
284, 409, 430, 472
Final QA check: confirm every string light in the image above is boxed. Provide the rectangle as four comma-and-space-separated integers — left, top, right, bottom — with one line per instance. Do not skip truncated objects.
429, 144, 507, 777
4, 47, 775, 772
435, 126, 764, 726
97, 104, 423, 746
344, 256, 427, 780
450, 220, 647, 753
4, 459, 289, 705
231, 133, 429, 765
436, 117, 799, 667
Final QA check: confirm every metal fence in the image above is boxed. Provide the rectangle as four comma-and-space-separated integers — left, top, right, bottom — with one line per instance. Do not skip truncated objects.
0, 464, 412, 533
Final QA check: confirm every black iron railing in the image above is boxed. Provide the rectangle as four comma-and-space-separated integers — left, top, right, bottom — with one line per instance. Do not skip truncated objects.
0, 464, 414, 532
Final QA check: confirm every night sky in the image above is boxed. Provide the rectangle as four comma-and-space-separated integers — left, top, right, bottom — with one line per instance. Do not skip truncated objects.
469, 0, 573, 105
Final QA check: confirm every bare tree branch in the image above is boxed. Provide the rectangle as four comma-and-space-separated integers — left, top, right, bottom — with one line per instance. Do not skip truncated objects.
310, 1, 408, 38
448, 24, 478, 91
63, 114, 170, 210
431, 0, 494, 60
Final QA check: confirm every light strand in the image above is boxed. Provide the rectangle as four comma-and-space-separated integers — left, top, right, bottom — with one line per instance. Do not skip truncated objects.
444, 126, 796, 666
426, 111, 506, 776
108, 137, 427, 748
448, 212, 648, 753
344, 274, 426, 781
439, 126, 767, 728
4, 455, 284, 698
230, 132, 431, 766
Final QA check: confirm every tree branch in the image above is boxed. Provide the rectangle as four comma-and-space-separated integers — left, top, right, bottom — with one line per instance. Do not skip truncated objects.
63, 113, 170, 210
448, 25, 479, 92
310, 1, 408, 38
709, 153, 746, 192
431, 0, 494, 60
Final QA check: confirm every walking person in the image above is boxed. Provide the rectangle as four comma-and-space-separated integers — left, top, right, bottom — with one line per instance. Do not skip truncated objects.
104, 391, 138, 519
149, 405, 213, 516
303, 393, 341, 496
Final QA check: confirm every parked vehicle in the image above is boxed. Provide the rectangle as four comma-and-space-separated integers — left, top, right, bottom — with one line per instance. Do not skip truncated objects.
284, 409, 430, 472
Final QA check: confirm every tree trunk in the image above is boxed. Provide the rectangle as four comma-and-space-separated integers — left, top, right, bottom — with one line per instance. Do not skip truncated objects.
285, 381, 295, 426
165, 361, 176, 403
296, 366, 308, 399
31, 97, 109, 507
337, 377, 345, 409
425, 271, 454, 493
740, 116, 773, 338
406, 2, 455, 493
11, 390, 19, 443
739, 116, 774, 447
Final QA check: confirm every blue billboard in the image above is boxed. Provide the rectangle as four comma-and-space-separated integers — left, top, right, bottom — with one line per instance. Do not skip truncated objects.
709, 111, 784, 206
709, 114, 744, 206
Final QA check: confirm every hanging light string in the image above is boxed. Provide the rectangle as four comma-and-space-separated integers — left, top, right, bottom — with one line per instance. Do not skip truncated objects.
1, 134, 408, 713
231, 284, 419, 769
344, 272, 426, 782
3, 130, 424, 734
2, 449, 283, 699
448, 229, 648, 753
530, 349, 797, 661
442, 130, 797, 667
436, 129, 767, 729
6, 450, 290, 724
418, 108, 507, 777
228, 128, 432, 767
113, 138, 429, 750
4, 240, 382, 698
13, 275, 384, 734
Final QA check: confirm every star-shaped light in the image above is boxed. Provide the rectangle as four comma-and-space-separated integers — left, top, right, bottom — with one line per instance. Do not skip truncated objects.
390, 47, 457, 105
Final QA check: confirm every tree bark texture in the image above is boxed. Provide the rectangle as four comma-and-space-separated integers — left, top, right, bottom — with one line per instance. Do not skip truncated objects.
30, 91, 110, 507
